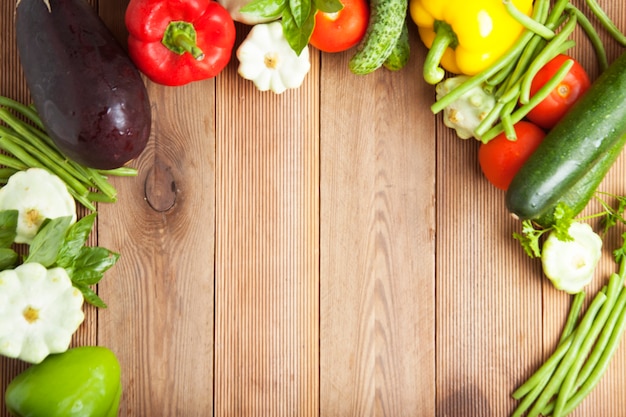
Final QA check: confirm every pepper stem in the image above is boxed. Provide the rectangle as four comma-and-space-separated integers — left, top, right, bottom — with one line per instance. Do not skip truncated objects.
423, 20, 458, 85
162, 21, 205, 60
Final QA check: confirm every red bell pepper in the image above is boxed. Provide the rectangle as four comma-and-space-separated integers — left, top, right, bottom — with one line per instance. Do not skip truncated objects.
125, 0, 236, 86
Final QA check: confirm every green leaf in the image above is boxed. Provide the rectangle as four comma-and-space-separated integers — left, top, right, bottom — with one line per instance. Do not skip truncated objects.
315, 0, 343, 13
0, 210, 18, 248
56, 213, 96, 268
551, 203, 574, 242
282, 6, 316, 55
240, 0, 286, 19
289, 0, 312, 28
0, 248, 18, 270
74, 282, 107, 308
513, 220, 546, 258
71, 246, 120, 281
614, 232, 626, 264
25, 216, 73, 267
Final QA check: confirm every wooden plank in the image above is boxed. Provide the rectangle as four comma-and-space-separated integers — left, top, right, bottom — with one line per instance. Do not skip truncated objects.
319, 27, 437, 416
0, 1, 99, 414
213, 26, 320, 416
97, 3, 216, 416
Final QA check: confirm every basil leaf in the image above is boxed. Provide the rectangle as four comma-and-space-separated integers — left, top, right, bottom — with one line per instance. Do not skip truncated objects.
315, 0, 343, 13
25, 216, 73, 267
73, 282, 107, 308
57, 213, 96, 268
282, 7, 316, 55
289, 0, 312, 28
0, 248, 18, 270
0, 210, 18, 248
240, 0, 286, 19
72, 246, 120, 279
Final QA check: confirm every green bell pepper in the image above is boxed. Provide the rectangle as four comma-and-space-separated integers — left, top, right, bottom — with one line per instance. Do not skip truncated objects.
5, 346, 122, 417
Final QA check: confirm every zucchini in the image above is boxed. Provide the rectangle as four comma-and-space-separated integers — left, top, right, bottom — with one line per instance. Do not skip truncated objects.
506, 51, 626, 221
383, 20, 410, 72
535, 132, 626, 227
348, 0, 408, 75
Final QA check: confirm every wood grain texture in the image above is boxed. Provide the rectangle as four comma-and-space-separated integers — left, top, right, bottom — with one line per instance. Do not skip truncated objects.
319, 28, 436, 416
213, 25, 320, 416
2, 1, 626, 416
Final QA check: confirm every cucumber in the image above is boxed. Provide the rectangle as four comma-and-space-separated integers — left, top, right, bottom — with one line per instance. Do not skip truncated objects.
535, 132, 626, 227
506, 51, 626, 221
348, 0, 408, 75
383, 20, 410, 71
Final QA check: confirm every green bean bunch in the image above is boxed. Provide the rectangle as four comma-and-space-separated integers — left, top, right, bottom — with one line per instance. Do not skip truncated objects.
511, 262, 626, 417
432, 0, 624, 143
0, 96, 137, 211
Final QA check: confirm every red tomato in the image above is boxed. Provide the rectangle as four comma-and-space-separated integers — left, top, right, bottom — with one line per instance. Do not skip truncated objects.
478, 121, 546, 191
309, 0, 369, 53
526, 54, 591, 129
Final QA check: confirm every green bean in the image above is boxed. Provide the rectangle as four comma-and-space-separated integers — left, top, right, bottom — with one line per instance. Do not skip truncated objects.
0, 96, 44, 130
545, 0, 571, 29
431, 27, 537, 114
512, 332, 574, 400
500, 100, 518, 140
0, 109, 88, 179
511, 370, 555, 417
585, 0, 626, 46
0, 132, 90, 197
503, 0, 555, 39
558, 288, 626, 415
526, 291, 607, 417
553, 274, 623, 415
519, 15, 578, 104
481, 58, 573, 142
566, 4, 608, 71
573, 279, 626, 389
98, 167, 138, 177
559, 291, 586, 346
0, 95, 137, 209
0, 153, 28, 171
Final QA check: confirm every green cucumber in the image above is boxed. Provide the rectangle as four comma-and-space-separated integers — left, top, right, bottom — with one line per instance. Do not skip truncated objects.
535, 131, 626, 227
506, 51, 626, 221
348, 0, 408, 75
383, 20, 410, 71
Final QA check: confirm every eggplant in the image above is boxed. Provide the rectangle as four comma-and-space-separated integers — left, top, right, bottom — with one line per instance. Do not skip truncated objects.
15, 0, 151, 170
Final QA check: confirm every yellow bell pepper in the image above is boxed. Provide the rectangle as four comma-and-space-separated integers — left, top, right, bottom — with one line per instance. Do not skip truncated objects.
410, 0, 533, 84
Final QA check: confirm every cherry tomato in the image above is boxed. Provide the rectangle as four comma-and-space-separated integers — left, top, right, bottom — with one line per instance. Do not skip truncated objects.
526, 54, 591, 129
309, 0, 369, 53
478, 121, 546, 191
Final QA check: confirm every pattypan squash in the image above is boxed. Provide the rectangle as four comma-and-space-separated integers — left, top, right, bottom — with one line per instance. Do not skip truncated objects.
237, 21, 311, 94
0, 168, 76, 244
436, 75, 496, 140
541, 222, 603, 294
0, 263, 85, 364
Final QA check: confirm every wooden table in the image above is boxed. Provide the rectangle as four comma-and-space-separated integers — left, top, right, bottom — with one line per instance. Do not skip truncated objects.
2, 1, 626, 415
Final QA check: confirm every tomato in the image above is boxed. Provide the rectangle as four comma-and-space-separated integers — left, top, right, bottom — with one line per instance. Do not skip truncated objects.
478, 121, 546, 191
526, 54, 591, 129
309, 0, 369, 53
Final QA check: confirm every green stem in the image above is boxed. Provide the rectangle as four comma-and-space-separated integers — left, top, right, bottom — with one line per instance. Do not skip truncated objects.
162, 21, 205, 60
566, 4, 609, 71
423, 20, 458, 85
585, 0, 626, 46
503, 0, 555, 39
